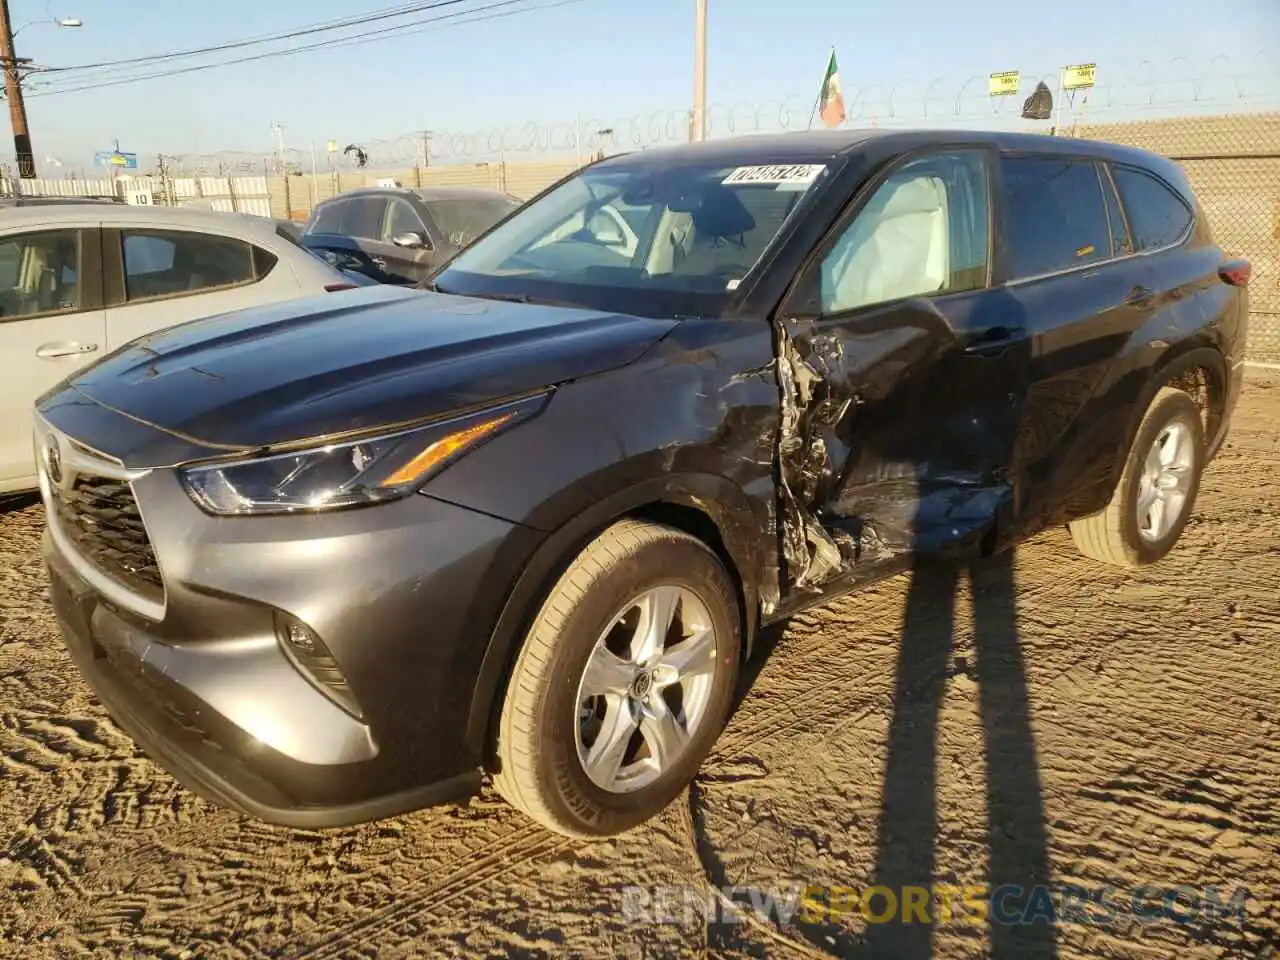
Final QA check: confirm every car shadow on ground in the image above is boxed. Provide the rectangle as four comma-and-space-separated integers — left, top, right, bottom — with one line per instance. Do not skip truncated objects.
700, 549, 1059, 959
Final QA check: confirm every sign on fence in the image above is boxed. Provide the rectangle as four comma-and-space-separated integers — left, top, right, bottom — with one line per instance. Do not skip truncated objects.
1062, 63, 1097, 90
989, 71, 1020, 96
95, 150, 138, 170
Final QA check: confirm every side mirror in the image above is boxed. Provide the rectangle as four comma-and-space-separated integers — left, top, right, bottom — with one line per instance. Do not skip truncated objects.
391, 231, 431, 250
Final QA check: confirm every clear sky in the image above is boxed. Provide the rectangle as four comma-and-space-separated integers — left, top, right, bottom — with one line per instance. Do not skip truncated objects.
11, 0, 1280, 174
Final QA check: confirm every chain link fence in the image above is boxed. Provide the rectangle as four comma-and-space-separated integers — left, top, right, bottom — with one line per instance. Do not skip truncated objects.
1077, 112, 1280, 364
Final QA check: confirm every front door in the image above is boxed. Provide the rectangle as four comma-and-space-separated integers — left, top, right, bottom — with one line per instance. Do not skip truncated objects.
0, 227, 106, 490
375, 196, 440, 282
773, 146, 1031, 600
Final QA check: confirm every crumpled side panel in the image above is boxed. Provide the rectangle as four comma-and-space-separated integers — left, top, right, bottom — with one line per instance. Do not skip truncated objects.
771, 301, 1016, 597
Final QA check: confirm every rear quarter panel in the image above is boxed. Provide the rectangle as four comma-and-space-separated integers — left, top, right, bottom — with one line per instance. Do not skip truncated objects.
1029, 240, 1235, 534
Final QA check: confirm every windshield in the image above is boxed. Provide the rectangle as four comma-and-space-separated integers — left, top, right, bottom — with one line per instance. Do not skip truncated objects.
422, 195, 519, 247
433, 160, 831, 318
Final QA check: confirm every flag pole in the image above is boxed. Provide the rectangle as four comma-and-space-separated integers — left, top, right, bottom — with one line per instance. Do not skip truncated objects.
807, 46, 833, 131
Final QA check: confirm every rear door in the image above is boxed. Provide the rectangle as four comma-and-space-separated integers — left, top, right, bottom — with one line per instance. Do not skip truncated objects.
103, 227, 298, 349
777, 146, 1030, 593
996, 153, 1159, 528
0, 227, 106, 489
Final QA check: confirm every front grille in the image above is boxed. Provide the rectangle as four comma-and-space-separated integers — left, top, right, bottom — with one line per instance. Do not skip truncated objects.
52, 476, 163, 603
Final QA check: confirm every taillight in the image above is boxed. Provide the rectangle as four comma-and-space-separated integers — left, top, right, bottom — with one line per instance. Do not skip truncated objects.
324, 283, 358, 292
1219, 259, 1251, 287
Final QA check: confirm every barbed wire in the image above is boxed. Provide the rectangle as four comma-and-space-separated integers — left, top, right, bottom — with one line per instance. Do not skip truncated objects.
158, 52, 1276, 176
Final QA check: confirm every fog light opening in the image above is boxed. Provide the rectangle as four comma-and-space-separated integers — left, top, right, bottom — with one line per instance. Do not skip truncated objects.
274, 612, 363, 720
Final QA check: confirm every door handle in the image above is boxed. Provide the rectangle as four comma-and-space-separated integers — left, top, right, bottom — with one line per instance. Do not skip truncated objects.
36, 342, 99, 359
963, 326, 1027, 356
371, 256, 387, 269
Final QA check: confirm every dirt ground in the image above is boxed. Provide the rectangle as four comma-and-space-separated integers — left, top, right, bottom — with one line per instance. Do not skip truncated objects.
1, 372, 1277, 960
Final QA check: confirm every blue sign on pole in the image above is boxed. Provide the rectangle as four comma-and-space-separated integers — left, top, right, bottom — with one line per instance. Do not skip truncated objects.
93, 150, 138, 170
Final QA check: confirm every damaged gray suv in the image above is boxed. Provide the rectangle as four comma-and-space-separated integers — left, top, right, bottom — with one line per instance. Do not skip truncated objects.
38, 129, 1249, 838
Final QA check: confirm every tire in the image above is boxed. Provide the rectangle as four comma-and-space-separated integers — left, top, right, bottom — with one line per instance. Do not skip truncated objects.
1069, 386, 1205, 568
492, 519, 741, 838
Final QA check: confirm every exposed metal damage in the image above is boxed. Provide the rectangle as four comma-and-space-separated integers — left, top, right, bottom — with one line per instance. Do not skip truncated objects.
774, 320, 854, 593
771, 309, 1017, 599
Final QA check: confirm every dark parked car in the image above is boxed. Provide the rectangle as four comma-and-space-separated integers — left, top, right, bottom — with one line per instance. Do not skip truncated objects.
301, 185, 520, 283
36, 129, 1248, 838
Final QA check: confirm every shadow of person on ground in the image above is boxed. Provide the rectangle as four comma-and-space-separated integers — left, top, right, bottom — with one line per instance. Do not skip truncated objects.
860, 547, 1058, 959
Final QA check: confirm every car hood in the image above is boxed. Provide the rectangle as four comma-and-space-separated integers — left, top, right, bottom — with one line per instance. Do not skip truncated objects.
66, 284, 676, 451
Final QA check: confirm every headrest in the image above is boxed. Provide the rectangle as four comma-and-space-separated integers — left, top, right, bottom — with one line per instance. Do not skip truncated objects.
690, 187, 756, 238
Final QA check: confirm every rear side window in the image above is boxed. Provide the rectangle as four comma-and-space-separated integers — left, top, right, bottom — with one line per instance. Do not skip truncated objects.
122, 230, 257, 302
309, 202, 345, 235
252, 246, 279, 277
1111, 166, 1193, 251
1001, 156, 1110, 279
309, 197, 387, 239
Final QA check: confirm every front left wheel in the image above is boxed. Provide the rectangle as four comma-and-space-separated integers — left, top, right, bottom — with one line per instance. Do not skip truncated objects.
492, 519, 741, 838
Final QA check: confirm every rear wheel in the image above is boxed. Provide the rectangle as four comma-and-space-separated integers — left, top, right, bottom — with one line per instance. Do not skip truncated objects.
1069, 386, 1205, 568
493, 520, 740, 838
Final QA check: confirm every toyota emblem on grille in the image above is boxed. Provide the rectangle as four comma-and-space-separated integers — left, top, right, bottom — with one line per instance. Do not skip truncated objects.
44, 436, 62, 485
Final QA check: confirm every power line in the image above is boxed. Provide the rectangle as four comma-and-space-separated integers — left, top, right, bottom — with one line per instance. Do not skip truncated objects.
37, 0, 480, 75
26, 0, 580, 97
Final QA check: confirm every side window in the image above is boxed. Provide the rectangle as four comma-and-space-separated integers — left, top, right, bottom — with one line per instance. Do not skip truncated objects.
310, 201, 347, 235
1099, 166, 1133, 257
1112, 166, 1194, 252
383, 199, 428, 241
122, 230, 256, 302
0, 230, 80, 320
1001, 156, 1110, 278
341, 197, 387, 240
817, 150, 990, 314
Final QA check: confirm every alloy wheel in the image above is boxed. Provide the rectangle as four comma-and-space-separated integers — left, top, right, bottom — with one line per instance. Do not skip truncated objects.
574, 585, 719, 793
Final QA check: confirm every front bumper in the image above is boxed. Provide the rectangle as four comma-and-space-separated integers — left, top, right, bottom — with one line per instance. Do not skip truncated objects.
39, 424, 544, 827
45, 535, 481, 827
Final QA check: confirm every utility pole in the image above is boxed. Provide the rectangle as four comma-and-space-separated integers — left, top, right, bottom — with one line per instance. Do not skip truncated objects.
0, 0, 34, 178
271, 121, 287, 173
420, 129, 431, 169
690, 0, 707, 142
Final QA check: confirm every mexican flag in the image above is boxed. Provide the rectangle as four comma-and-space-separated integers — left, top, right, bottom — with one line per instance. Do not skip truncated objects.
818, 49, 846, 128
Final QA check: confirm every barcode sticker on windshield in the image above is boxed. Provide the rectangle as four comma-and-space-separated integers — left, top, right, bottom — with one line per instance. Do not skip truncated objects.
721, 164, 824, 186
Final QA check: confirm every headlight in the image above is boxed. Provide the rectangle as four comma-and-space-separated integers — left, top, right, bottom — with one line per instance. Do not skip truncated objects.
180, 394, 546, 516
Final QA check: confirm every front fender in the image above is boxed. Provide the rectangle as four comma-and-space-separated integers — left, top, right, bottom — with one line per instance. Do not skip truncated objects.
458, 469, 770, 760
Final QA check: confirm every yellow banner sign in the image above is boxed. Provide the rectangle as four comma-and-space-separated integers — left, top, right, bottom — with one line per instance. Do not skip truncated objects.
1063, 63, 1097, 90
989, 71, 1020, 97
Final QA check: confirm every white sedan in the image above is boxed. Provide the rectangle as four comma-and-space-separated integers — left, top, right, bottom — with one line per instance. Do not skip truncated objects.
0, 204, 361, 494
